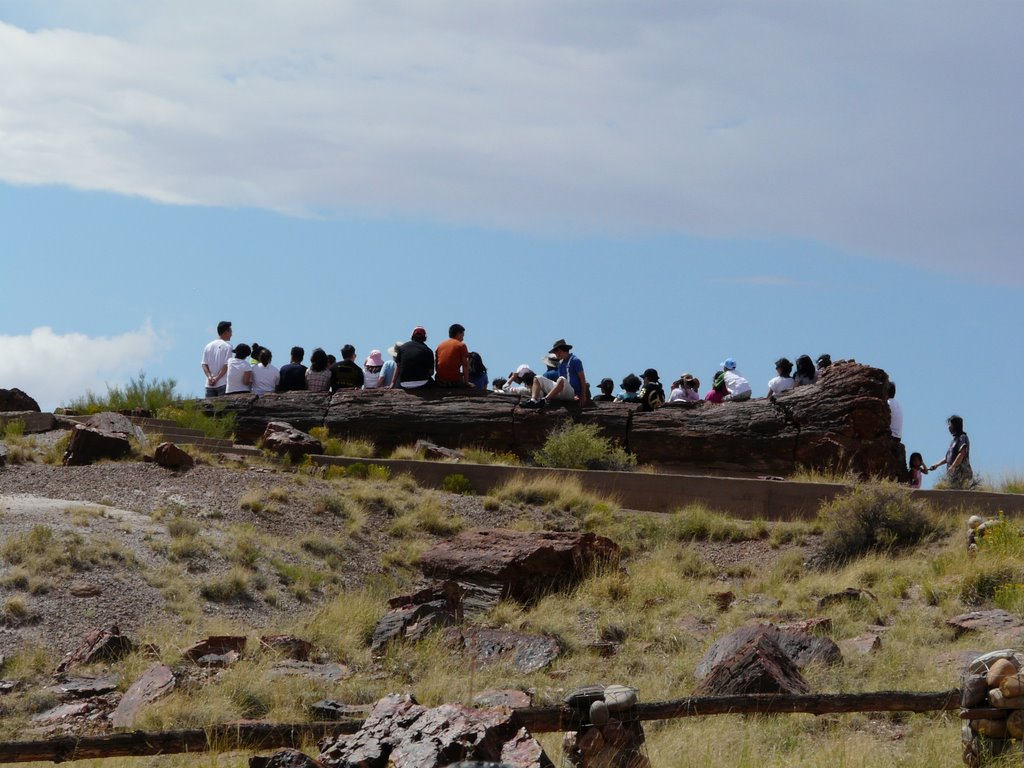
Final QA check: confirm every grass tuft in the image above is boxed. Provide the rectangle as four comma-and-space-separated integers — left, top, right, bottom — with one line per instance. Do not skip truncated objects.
533, 422, 635, 471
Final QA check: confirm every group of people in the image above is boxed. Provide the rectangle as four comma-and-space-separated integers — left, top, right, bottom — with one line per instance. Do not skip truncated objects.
202, 322, 972, 489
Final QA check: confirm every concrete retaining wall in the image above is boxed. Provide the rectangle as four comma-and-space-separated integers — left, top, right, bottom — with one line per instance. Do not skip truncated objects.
310, 456, 1024, 520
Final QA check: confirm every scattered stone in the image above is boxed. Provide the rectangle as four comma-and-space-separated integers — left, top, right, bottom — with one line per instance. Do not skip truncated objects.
84, 412, 147, 443
419, 529, 620, 603
473, 689, 532, 709
62, 424, 132, 466
56, 625, 133, 674
183, 635, 246, 662
317, 693, 552, 768
817, 587, 877, 609
711, 590, 735, 611
69, 581, 102, 598
154, 442, 195, 470
694, 632, 812, 696
46, 675, 120, 699
587, 641, 619, 657
839, 634, 883, 656
196, 651, 241, 668
310, 700, 372, 721
695, 623, 842, 680
414, 440, 465, 461
249, 748, 324, 768
260, 634, 314, 661
947, 610, 1024, 637
0, 680, 20, 695
447, 627, 562, 674
778, 617, 833, 635
0, 388, 40, 412
269, 660, 351, 683
110, 664, 176, 729
677, 615, 716, 639
372, 581, 503, 652
261, 422, 323, 461
31, 701, 92, 725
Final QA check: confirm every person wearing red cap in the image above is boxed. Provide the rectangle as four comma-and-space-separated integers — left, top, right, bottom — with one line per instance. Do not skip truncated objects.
391, 326, 434, 389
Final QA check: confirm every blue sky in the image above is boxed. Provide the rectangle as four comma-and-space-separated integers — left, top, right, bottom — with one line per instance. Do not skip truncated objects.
1, 3, 1021, 487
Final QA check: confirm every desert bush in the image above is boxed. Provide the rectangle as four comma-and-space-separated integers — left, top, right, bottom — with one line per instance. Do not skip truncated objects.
310, 428, 375, 458
66, 372, 178, 414
816, 486, 941, 564
156, 402, 236, 441
668, 505, 767, 542
200, 568, 252, 602
441, 473, 473, 495
533, 423, 635, 471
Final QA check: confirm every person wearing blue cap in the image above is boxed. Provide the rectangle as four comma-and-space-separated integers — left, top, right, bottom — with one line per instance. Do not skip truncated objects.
720, 358, 752, 402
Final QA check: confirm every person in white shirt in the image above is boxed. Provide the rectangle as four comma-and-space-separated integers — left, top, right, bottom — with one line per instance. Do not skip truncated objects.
720, 358, 752, 402
501, 364, 535, 396
251, 348, 280, 396
888, 381, 903, 439
201, 320, 233, 396
768, 358, 796, 397
225, 344, 254, 394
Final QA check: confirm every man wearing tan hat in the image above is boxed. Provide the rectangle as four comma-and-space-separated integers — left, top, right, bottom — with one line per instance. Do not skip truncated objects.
524, 339, 588, 407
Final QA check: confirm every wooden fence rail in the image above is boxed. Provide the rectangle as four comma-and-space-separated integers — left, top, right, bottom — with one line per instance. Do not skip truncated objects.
0, 689, 962, 764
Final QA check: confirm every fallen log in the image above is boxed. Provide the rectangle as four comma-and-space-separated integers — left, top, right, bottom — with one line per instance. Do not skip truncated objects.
200, 361, 906, 478
0, 690, 960, 763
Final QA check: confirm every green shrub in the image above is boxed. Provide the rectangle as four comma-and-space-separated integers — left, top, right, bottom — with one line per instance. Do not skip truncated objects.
66, 372, 178, 414
156, 402, 236, 441
668, 505, 766, 542
994, 583, 1024, 614
817, 486, 941, 565
532, 423, 635, 471
200, 568, 251, 602
442, 473, 473, 495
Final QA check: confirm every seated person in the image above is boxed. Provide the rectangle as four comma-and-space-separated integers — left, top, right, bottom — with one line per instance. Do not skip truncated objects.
705, 371, 729, 403
363, 350, 384, 389
225, 344, 254, 394
525, 339, 588, 407
794, 355, 817, 386
251, 348, 280, 396
305, 348, 332, 392
330, 344, 364, 391
468, 351, 489, 391
502, 364, 536, 395
379, 343, 401, 388
638, 368, 665, 410
669, 373, 701, 402
435, 324, 470, 387
541, 352, 560, 381
721, 358, 752, 402
767, 358, 795, 397
816, 354, 832, 376
593, 378, 616, 402
393, 327, 434, 389
491, 377, 508, 392
278, 346, 307, 392
616, 373, 642, 402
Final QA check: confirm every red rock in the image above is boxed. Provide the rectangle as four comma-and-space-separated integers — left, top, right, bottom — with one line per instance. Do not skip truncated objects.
111, 664, 175, 729
418, 528, 620, 602
947, 610, 1024, 637
183, 635, 246, 662
154, 442, 195, 470
62, 424, 132, 466
261, 421, 323, 461
0, 388, 40, 412
694, 632, 812, 696
55, 625, 133, 674
453, 627, 562, 674
695, 623, 841, 679
839, 634, 883, 656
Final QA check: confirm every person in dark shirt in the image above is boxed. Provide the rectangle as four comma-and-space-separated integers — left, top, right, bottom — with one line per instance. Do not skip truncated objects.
392, 327, 434, 389
277, 346, 307, 392
330, 344, 365, 391
593, 378, 615, 402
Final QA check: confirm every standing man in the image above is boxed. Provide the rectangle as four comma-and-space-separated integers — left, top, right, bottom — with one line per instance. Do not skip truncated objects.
525, 339, 588, 407
201, 321, 233, 397
392, 327, 434, 389
435, 323, 470, 387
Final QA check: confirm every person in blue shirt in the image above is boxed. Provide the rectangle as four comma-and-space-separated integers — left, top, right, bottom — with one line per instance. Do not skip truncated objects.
524, 339, 589, 407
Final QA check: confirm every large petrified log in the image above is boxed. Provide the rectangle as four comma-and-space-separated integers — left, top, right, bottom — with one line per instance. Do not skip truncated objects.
199, 361, 904, 477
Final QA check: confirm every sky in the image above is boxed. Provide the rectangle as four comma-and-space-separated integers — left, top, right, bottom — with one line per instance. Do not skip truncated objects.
1, 2, 1021, 487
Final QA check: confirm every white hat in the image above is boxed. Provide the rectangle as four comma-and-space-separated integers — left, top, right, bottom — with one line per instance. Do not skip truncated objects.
515, 364, 533, 376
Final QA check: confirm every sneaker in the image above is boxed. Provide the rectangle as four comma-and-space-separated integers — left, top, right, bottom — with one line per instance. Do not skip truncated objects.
521, 399, 542, 409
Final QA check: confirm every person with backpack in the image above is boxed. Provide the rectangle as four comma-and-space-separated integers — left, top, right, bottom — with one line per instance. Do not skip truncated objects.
637, 368, 666, 410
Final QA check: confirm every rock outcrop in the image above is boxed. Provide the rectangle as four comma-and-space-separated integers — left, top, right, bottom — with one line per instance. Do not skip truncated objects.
0, 388, 40, 412
197, 361, 905, 477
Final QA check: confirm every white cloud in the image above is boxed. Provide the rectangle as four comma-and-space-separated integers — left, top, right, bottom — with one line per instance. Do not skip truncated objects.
0, 324, 160, 411
0, 2, 1021, 278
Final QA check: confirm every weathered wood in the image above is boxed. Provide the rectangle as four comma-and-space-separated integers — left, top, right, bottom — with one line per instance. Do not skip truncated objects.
200, 361, 905, 478
514, 689, 962, 732
0, 690, 962, 763
0, 721, 358, 764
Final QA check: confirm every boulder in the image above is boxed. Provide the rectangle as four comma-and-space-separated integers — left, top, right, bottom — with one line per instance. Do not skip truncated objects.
183, 635, 246, 662
84, 412, 147, 443
260, 634, 314, 661
317, 693, 553, 768
694, 632, 812, 696
948, 610, 1024, 637
695, 623, 842, 680
419, 529, 620, 603
446, 627, 562, 674
202, 362, 907, 478
0, 388, 40, 412
62, 424, 132, 466
154, 442, 195, 470
414, 440, 465, 461
261, 421, 323, 461
310, 700, 372, 721
46, 675, 120, 699
55, 625, 133, 674
0, 411, 56, 433
110, 664, 176, 729
473, 689, 532, 709
249, 749, 324, 768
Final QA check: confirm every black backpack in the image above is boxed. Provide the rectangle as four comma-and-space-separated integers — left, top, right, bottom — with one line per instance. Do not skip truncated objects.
639, 382, 665, 411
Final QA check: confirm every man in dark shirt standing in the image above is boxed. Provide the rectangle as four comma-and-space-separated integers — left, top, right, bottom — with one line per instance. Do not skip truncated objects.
392, 327, 434, 389
330, 344, 365, 391
277, 347, 307, 392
